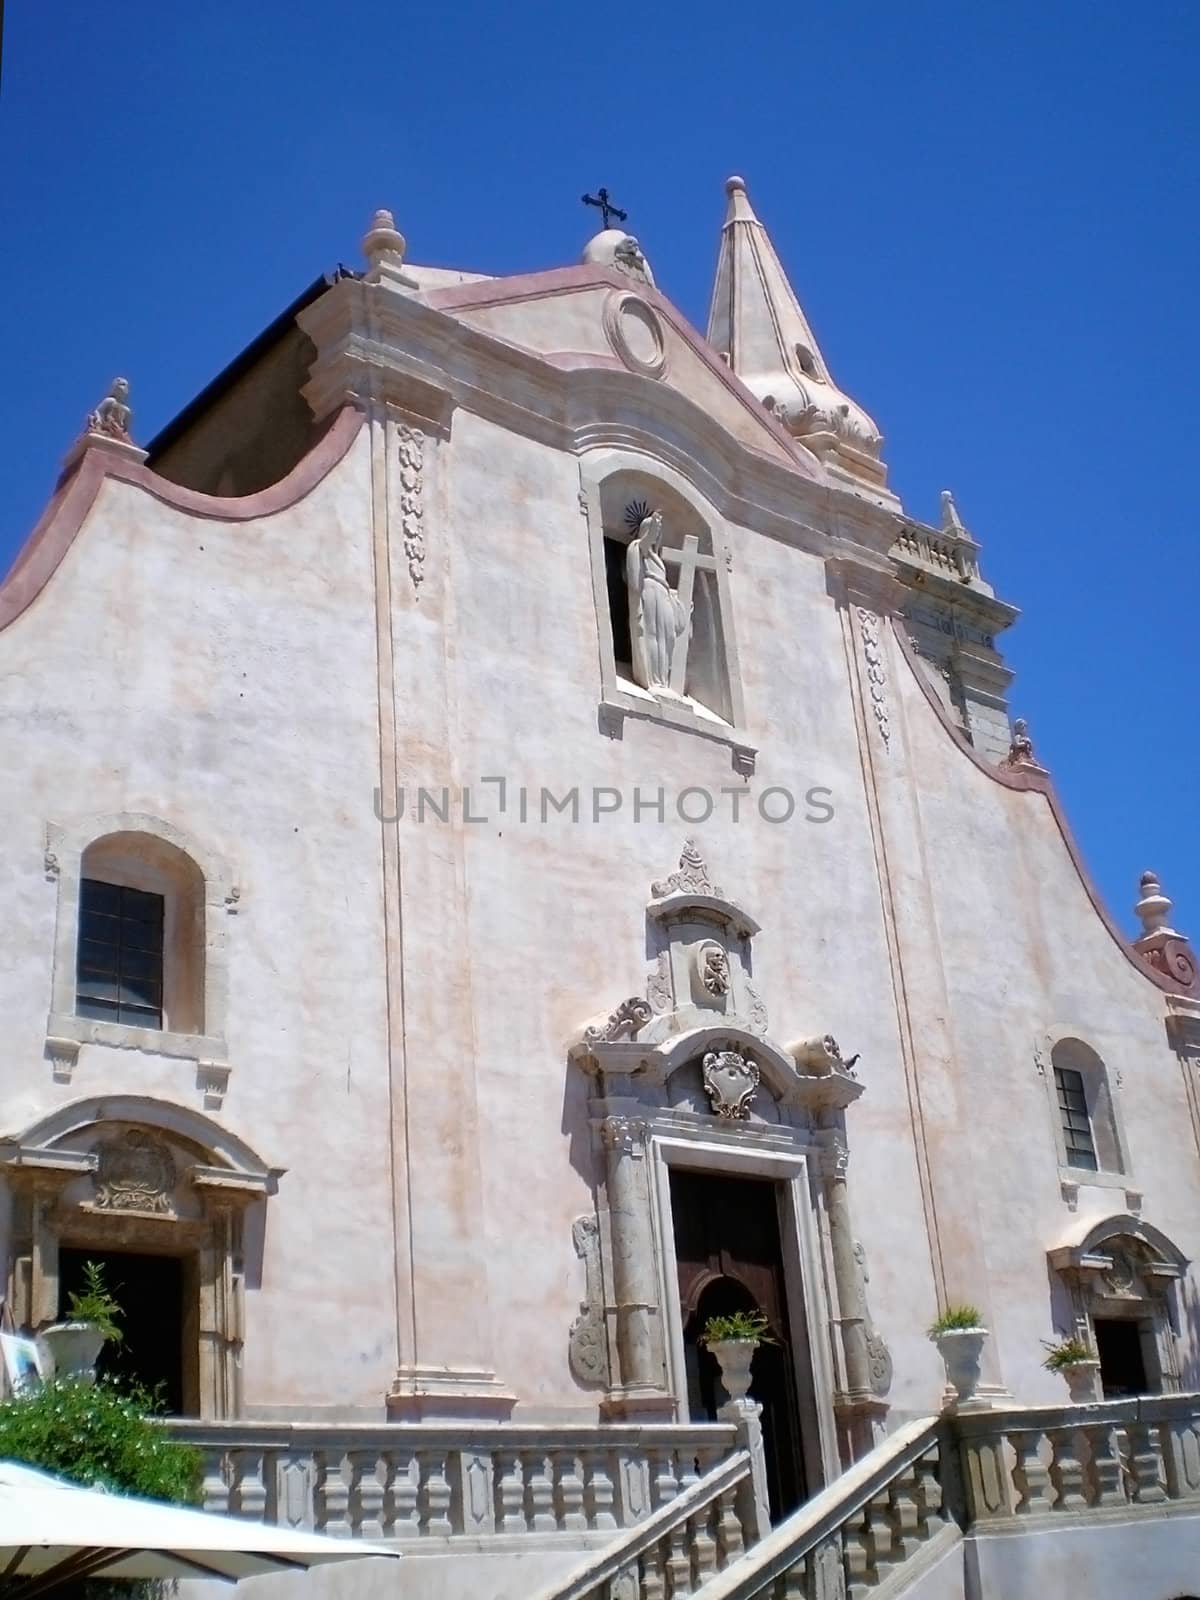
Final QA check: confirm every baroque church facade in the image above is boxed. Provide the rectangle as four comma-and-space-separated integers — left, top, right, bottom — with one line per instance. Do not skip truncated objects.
3, 178, 1200, 1595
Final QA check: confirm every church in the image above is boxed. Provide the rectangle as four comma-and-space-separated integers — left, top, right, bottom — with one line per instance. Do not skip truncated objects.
2, 175, 1199, 1598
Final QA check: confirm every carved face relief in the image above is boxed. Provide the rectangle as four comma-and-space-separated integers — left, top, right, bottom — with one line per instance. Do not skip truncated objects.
93, 1130, 177, 1214
702, 1049, 760, 1120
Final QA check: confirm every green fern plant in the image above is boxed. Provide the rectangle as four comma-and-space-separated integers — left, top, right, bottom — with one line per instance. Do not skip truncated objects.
65, 1261, 124, 1345
927, 1304, 984, 1337
701, 1309, 776, 1346
1041, 1337, 1095, 1371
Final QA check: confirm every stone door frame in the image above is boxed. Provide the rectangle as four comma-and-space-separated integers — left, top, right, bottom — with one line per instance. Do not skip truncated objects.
648, 1125, 841, 1491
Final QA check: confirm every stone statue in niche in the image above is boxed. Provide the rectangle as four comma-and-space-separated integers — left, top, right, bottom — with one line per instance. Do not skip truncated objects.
697, 942, 730, 998
625, 505, 691, 692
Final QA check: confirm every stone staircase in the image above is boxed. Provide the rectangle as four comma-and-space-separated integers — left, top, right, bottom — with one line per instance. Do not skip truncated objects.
532, 1393, 1200, 1600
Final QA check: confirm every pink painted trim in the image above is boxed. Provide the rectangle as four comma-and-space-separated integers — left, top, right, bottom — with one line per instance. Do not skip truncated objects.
891, 615, 1181, 997
0, 408, 364, 634
426, 264, 821, 480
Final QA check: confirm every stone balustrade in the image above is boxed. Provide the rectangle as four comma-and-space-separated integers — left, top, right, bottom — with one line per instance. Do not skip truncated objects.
171, 1420, 740, 1542
956, 1392, 1200, 1523
541, 1448, 757, 1600
893, 521, 979, 585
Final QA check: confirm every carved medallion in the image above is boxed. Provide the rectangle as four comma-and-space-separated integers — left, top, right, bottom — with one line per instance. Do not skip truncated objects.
602, 291, 667, 380
702, 1049, 759, 1120
695, 942, 731, 998
93, 1130, 176, 1214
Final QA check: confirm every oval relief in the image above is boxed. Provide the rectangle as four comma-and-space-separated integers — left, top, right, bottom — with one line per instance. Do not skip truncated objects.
603, 291, 667, 379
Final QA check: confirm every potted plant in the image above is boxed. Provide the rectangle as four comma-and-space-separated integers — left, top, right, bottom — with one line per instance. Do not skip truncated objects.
1042, 1336, 1102, 1403
700, 1309, 774, 1406
38, 1261, 123, 1384
928, 1304, 987, 1408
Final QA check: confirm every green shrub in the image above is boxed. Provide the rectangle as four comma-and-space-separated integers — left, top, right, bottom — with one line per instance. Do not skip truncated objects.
1041, 1337, 1095, 1371
927, 1304, 985, 1337
0, 1379, 200, 1504
700, 1309, 775, 1346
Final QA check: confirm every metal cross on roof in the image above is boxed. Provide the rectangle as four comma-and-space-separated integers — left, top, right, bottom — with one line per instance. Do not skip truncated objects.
582, 187, 627, 231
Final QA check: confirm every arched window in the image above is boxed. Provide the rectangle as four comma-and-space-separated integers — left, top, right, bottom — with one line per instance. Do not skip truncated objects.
1049, 1037, 1125, 1177
45, 813, 232, 1083
76, 832, 205, 1034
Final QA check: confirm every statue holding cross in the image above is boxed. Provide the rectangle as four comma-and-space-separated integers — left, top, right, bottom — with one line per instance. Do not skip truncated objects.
625, 508, 701, 694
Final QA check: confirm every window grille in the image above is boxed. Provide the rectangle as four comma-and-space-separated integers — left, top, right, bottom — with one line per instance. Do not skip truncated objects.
76, 877, 164, 1028
1054, 1063, 1097, 1171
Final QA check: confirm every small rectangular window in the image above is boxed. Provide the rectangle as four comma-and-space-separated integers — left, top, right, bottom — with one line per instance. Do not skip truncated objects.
1055, 1064, 1097, 1171
76, 878, 164, 1029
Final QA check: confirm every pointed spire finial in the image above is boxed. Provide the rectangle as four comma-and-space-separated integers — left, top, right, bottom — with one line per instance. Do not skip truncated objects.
941, 490, 967, 535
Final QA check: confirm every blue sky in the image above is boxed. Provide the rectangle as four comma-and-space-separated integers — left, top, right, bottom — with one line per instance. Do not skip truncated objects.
2, 2, 1197, 938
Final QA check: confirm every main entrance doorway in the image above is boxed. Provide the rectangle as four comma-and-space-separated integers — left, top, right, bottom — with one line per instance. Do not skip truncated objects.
58, 1248, 189, 1415
669, 1169, 807, 1518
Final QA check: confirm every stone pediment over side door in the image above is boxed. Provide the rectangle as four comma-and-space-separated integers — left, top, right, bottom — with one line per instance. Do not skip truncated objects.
423, 267, 818, 472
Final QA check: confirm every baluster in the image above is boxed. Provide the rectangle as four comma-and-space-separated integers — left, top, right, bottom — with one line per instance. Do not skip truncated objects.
807, 1537, 846, 1600
889, 1462, 922, 1559
1048, 1427, 1086, 1511
715, 1485, 745, 1565
390, 1449, 420, 1538
583, 1448, 617, 1530
913, 1444, 945, 1532
200, 1447, 230, 1515
496, 1449, 527, 1533
652, 1447, 681, 1510
422, 1452, 454, 1536
865, 1487, 895, 1577
556, 1451, 587, 1532
231, 1448, 267, 1521
690, 1504, 719, 1581
1010, 1432, 1052, 1515
641, 1534, 666, 1600
666, 1515, 692, 1595
773, 1560, 807, 1600
528, 1452, 556, 1532
351, 1451, 386, 1538
843, 1502, 873, 1598
1126, 1421, 1167, 1504
1081, 1423, 1125, 1509
315, 1451, 350, 1537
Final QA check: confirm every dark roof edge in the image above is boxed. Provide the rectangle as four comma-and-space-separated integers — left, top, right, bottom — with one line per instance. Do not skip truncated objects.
145, 266, 358, 460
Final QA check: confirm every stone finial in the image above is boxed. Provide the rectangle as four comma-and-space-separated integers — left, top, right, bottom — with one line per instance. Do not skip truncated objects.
1135, 870, 1178, 938
940, 490, 967, 535
85, 377, 134, 442
361, 207, 407, 270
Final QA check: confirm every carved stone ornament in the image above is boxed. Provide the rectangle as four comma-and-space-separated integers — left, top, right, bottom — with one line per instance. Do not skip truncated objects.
856, 608, 890, 748
702, 1049, 760, 1120
652, 838, 723, 899
85, 377, 134, 442
397, 425, 426, 594
567, 1215, 610, 1388
584, 997, 653, 1044
43, 849, 60, 882
696, 941, 731, 998
93, 1130, 176, 1214
600, 1117, 647, 1155
647, 950, 673, 1014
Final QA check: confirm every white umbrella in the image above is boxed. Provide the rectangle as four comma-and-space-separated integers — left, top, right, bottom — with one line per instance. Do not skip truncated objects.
0, 1460, 399, 1596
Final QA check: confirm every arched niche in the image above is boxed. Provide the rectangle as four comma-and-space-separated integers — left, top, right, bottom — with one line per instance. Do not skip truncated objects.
1, 1096, 280, 1418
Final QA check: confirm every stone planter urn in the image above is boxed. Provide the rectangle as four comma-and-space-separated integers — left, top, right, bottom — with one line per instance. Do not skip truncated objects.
934, 1327, 987, 1408
38, 1321, 105, 1384
1059, 1359, 1103, 1404
708, 1338, 758, 1407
